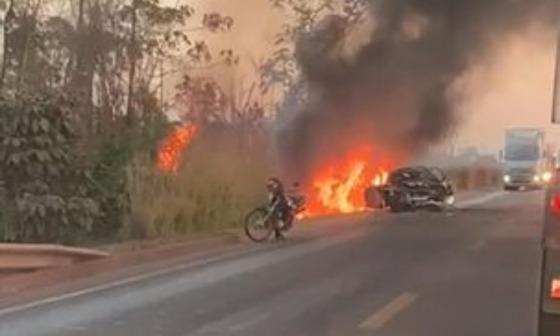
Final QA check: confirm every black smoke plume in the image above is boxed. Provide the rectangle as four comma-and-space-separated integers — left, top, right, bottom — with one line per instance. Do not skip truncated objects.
276, 0, 557, 180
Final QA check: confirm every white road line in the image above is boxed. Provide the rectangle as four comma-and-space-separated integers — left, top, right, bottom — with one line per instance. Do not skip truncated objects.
0, 244, 271, 318
0, 229, 368, 319
359, 292, 418, 331
456, 191, 507, 209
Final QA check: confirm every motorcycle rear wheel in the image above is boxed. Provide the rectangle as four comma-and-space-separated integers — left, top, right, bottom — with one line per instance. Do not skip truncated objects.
244, 208, 274, 242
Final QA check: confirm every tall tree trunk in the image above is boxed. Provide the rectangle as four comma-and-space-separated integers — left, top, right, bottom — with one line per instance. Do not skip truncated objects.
77, 0, 85, 33
72, 0, 88, 131
125, 0, 138, 126
71, 0, 85, 79
73, 0, 98, 134
0, 0, 15, 91
17, 0, 42, 89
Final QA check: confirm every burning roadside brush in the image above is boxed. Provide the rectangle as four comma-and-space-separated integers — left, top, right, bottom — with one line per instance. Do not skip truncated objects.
157, 124, 199, 173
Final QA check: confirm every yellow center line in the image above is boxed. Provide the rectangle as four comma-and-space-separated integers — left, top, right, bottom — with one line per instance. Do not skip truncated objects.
359, 292, 418, 331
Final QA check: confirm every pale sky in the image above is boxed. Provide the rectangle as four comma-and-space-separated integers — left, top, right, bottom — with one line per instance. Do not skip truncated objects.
164, 0, 281, 118
454, 23, 559, 154
185, 0, 281, 74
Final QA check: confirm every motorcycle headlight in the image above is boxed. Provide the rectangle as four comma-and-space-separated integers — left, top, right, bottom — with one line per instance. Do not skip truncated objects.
503, 175, 511, 183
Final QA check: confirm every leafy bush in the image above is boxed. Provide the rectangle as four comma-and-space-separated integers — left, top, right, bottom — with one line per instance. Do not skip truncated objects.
0, 93, 100, 243
85, 113, 172, 241
0, 93, 271, 243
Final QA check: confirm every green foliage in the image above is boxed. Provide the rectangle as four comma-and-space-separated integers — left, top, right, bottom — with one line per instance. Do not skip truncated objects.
88, 113, 171, 240
0, 93, 100, 243
0, 0, 272, 245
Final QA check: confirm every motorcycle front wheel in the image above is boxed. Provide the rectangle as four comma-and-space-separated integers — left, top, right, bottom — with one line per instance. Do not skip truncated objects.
244, 207, 274, 242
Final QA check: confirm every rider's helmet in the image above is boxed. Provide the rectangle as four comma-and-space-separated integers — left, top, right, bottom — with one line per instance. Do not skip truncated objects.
266, 177, 283, 193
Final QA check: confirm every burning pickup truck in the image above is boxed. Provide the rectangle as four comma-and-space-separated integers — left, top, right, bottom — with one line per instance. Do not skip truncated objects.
364, 166, 455, 212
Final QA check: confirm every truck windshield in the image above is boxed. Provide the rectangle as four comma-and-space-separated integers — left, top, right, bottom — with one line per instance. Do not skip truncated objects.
505, 143, 539, 161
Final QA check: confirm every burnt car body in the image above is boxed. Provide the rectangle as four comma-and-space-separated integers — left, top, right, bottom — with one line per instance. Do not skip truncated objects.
365, 166, 455, 212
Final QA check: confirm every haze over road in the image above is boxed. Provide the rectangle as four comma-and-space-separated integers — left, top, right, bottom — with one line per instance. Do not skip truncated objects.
0, 191, 543, 336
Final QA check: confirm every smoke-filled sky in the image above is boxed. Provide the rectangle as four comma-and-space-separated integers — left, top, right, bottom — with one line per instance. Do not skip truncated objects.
455, 22, 558, 153
189, 0, 558, 157
279, 0, 559, 179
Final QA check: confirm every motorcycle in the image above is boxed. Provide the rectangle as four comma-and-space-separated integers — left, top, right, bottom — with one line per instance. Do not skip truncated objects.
244, 183, 306, 242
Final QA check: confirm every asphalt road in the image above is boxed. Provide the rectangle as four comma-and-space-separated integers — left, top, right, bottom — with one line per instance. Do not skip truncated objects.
0, 190, 545, 336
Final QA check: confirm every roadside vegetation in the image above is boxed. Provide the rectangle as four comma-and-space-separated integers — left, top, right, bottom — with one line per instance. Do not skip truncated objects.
123, 126, 272, 240
0, 0, 502, 245
0, 0, 268, 244
447, 167, 502, 191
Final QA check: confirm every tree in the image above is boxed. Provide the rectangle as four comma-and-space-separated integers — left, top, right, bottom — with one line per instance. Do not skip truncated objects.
0, 0, 237, 242
261, 0, 368, 106
0, 0, 235, 131
0, 0, 15, 90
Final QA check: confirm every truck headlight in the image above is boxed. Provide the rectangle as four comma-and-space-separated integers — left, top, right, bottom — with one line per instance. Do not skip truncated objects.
543, 171, 553, 183
503, 175, 511, 183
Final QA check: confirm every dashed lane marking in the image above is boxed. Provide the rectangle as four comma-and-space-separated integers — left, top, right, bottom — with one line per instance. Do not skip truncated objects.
456, 191, 507, 209
359, 292, 418, 331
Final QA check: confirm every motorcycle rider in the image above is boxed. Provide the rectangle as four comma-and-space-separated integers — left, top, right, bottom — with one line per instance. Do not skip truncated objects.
266, 177, 292, 238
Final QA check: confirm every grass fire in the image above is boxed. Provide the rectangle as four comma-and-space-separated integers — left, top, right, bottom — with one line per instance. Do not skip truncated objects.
157, 124, 199, 173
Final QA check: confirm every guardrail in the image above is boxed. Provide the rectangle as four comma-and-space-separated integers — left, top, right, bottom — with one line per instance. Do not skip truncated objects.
0, 244, 109, 274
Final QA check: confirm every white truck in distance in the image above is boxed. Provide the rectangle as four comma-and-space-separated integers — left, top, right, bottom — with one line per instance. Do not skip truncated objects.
502, 128, 552, 190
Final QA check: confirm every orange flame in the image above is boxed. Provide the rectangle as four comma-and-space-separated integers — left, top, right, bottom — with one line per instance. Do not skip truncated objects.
157, 124, 199, 173
304, 146, 396, 217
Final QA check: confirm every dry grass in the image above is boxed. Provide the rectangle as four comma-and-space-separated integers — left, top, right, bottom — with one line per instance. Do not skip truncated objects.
121, 126, 502, 241
122, 127, 272, 240
446, 166, 502, 191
